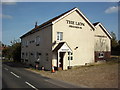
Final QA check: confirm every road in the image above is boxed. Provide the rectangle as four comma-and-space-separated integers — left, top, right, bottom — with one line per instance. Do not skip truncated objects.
2, 62, 82, 89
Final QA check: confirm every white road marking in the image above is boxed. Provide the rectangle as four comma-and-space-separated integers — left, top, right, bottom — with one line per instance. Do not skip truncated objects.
10, 72, 20, 78
25, 81, 38, 90
4, 68, 8, 71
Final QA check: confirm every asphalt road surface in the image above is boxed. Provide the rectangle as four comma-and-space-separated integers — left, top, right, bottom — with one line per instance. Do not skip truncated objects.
2, 62, 82, 89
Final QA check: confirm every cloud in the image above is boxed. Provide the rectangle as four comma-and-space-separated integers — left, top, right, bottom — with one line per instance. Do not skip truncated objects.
0, 14, 13, 19
1, 0, 17, 5
105, 6, 120, 14
2, 2, 16, 5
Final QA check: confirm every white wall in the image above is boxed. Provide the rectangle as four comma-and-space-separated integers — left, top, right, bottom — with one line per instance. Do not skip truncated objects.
52, 10, 95, 69
94, 25, 111, 52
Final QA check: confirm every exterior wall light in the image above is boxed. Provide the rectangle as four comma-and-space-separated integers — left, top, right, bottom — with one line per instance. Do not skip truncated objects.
74, 47, 78, 50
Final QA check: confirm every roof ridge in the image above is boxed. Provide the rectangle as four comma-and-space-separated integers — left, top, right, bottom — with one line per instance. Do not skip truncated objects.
38, 7, 77, 27
20, 7, 77, 38
93, 22, 100, 26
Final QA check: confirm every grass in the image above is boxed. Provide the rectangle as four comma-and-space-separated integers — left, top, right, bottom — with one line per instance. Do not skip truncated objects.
26, 58, 118, 88
106, 56, 120, 65
73, 57, 119, 69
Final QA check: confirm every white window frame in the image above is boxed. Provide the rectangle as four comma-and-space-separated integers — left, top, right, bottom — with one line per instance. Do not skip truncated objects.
57, 32, 63, 41
36, 36, 40, 46
98, 52, 104, 58
68, 52, 73, 60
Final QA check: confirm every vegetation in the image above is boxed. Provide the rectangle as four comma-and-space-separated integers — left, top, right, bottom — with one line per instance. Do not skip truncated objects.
111, 32, 120, 56
2, 39, 21, 62
12, 43, 21, 62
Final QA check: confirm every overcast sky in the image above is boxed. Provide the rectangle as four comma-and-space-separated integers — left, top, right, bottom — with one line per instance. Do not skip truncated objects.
1, 2, 119, 45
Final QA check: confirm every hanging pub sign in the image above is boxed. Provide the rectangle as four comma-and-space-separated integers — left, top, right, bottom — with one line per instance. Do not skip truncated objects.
66, 20, 85, 29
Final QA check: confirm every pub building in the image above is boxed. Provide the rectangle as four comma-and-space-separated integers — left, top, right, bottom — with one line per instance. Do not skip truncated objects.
20, 7, 112, 70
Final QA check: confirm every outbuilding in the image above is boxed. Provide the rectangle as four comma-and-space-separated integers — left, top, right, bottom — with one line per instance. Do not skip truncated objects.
20, 7, 111, 70
93, 22, 112, 61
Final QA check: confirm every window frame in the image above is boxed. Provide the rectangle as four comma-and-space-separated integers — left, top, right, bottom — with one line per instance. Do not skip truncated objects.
98, 52, 104, 58
68, 52, 73, 60
26, 41, 29, 47
36, 36, 40, 46
57, 32, 63, 41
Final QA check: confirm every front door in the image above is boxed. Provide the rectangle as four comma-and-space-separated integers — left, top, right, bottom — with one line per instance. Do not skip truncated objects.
59, 52, 65, 70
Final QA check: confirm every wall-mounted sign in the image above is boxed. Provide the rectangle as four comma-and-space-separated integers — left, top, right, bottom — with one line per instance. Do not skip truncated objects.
66, 20, 85, 29
61, 49, 69, 52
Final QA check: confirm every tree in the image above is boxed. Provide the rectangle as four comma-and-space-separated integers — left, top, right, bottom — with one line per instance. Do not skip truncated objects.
2, 45, 13, 60
12, 43, 21, 62
2, 39, 21, 62
111, 32, 118, 48
116, 40, 120, 54
118, 40, 120, 45
110, 32, 120, 55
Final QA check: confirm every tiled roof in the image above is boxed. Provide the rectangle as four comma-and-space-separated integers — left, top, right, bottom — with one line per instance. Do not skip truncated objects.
93, 22, 100, 26
52, 42, 65, 52
20, 7, 77, 38
93, 22, 112, 39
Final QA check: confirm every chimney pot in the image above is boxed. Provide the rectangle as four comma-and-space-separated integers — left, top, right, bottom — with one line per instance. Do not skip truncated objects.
35, 22, 38, 28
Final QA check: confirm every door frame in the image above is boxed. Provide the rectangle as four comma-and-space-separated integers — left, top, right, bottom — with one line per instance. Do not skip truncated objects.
57, 51, 66, 70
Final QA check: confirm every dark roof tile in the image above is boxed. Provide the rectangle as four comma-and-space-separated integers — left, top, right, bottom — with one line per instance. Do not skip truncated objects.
20, 7, 77, 38
93, 22, 100, 26
53, 42, 65, 52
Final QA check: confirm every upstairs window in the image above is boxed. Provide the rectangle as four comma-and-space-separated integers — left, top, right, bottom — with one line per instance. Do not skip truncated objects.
26, 41, 29, 47
22, 41, 26, 47
36, 36, 40, 46
57, 32, 63, 41
21, 41, 24, 48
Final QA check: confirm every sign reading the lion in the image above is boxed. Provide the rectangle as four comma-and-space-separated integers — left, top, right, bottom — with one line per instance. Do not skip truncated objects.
66, 20, 85, 29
